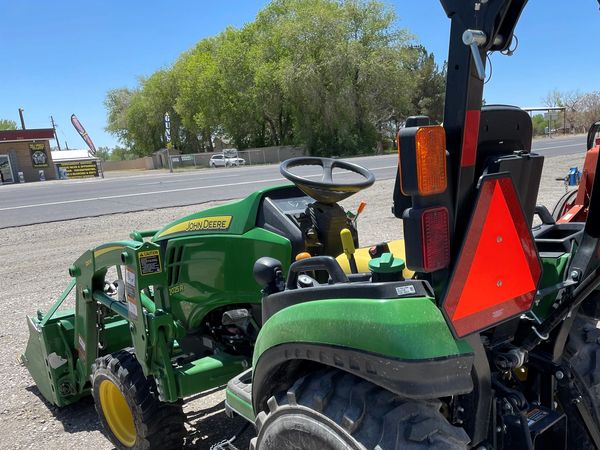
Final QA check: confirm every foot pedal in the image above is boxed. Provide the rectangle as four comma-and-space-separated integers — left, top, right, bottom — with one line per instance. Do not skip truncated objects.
225, 368, 253, 422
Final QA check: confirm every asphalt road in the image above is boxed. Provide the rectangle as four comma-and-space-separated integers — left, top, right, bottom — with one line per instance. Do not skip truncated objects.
0, 134, 587, 229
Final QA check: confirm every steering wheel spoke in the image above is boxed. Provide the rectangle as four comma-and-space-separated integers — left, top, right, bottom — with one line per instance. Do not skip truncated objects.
322, 159, 334, 183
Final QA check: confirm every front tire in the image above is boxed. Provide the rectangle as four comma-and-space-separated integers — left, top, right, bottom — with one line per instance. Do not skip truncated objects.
91, 349, 186, 450
251, 368, 469, 450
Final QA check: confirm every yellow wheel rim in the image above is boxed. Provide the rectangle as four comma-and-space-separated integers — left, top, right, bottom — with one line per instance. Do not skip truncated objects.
99, 379, 136, 447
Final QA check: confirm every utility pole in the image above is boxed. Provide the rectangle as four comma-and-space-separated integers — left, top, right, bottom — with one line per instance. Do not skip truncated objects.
50, 116, 62, 151
18, 108, 26, 129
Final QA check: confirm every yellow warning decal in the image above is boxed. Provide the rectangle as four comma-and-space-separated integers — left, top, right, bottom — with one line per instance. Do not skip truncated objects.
158, 216, 232, 237
139, 249, 162, 275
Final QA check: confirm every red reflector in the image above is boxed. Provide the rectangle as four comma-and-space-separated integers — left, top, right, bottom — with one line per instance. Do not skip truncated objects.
442, 175, 541, 338
460, 110, 481, 167
421, 207, 450, 271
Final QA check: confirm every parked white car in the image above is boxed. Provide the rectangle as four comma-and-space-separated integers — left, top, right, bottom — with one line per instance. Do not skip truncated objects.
230, 157, 246, 166
209, 154, 246, 168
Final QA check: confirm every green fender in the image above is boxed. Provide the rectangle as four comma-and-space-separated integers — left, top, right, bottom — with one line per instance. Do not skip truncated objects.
251, 296, 474, 409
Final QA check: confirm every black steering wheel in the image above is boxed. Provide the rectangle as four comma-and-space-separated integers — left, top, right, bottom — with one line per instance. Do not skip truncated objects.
279, 157, 375, 204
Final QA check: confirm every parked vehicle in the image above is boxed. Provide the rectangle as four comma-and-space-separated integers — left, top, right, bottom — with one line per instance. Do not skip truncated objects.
209, 153, 246, 168
230, 156, 246, 166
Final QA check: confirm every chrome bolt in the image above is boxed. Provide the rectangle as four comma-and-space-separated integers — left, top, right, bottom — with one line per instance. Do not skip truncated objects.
497, 280, 503, 287
555, 371, 564, 380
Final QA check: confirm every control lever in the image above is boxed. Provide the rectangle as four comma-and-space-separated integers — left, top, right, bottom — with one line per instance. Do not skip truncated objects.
353, 201, 367, 227
462, 29, 487, 81
340, 228, 358, 274
369, 242, 390, 259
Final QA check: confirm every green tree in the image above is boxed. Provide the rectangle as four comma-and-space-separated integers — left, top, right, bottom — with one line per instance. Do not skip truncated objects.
105, 0, 444, 157
110, 146, 136, 161
95, 146, 111, 161
105, 88, 135, 146
531, 114, 547, 136
407, 46, 446, 123
256, 0, 414, 155
0, 119, 17, 130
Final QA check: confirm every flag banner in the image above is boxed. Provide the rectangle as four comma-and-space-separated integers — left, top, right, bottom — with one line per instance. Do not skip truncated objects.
71, 114, 97, 156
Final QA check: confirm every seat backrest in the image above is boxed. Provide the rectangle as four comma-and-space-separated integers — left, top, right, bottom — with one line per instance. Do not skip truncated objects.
477, 105, 542, 226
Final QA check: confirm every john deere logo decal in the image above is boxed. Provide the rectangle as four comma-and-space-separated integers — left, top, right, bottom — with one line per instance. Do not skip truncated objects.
185, 216, 232, 232
158, 216, 233, 237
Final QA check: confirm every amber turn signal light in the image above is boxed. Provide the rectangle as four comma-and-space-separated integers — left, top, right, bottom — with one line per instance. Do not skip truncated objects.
398, 125, 447, 196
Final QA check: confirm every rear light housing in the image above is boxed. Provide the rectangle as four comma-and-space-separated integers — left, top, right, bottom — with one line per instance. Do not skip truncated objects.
398, 125, 447, 196
402, 206, 450, 272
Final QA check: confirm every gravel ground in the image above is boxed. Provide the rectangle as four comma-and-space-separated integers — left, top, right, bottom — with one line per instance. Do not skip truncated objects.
0, 153, 584, 449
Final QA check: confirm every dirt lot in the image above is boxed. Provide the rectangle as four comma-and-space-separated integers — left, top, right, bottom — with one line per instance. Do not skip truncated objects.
0, 153, 584, 449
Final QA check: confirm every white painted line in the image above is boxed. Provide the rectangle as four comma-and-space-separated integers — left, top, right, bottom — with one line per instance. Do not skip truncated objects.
0, 165, 398, 212
533, 143, 582, 151
0, 177, 287, 211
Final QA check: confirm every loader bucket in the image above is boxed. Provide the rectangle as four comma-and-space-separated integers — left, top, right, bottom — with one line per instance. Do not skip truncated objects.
21, 280, 82, 407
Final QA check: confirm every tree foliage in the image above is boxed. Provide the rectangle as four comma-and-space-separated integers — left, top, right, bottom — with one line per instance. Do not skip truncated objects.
0, 119, 17, 131
542, 89, 600, 134
105, 0, 446, 156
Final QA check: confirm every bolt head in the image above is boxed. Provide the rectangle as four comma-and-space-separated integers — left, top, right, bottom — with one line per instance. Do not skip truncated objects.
556, 371, 564, 380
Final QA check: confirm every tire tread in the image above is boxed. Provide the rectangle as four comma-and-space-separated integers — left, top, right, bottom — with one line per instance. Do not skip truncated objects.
254, 368, 470, 450
91, 349, 186, 450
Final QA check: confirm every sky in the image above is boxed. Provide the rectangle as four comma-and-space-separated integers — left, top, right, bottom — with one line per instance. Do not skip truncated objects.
1, 0, 599, 150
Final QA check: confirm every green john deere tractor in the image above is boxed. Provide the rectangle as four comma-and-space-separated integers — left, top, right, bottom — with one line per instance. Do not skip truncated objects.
23, 1, 600, 449
22, 156, 404, 448
221, 1, 600, 450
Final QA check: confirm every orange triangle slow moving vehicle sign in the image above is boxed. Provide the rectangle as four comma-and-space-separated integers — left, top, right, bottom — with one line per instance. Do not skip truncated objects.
442, 174, 542, 338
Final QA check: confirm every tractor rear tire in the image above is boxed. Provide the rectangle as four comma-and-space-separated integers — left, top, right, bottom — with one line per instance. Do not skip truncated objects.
559, 314, 600, 450
251, 368, 469, 450
91, 349, 186, 450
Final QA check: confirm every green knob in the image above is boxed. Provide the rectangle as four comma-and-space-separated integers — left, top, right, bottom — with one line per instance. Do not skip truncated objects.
368, 252, 405, 274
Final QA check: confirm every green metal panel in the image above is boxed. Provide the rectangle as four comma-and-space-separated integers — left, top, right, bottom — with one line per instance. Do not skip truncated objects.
174, 353, 248, 398
253, 296, 472, 367
531, 253, 571, 321
72, 240, 143, 393
225, 389, 254, 423
152, 184, 293, 241
167, 228, 291, 331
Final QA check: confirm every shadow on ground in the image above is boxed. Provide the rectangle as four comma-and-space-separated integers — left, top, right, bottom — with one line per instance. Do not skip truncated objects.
185, 400, 255, 449
26, 384, 255, 449
25, 385, 102, 433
